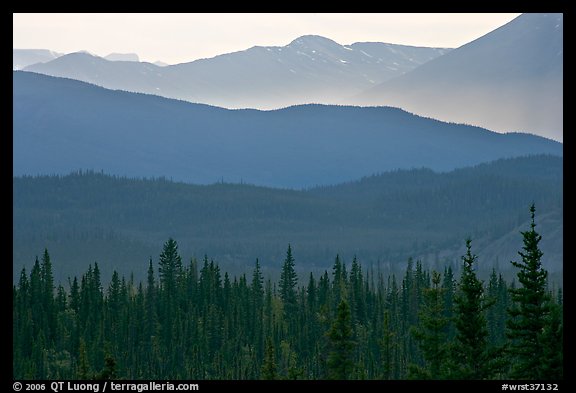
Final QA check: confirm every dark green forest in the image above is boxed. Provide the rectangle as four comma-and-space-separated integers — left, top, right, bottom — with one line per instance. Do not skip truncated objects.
13, 154, 563, 284
13, 206, 562, 380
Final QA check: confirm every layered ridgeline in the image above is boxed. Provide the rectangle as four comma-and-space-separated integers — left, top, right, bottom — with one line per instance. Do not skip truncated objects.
13, 49, 140, 70
14, 155, 563, 283
21, 35, 450, 109
352, 13, 563, 141
17, 14, 563, 141
14, 71, 561, 189
13, 49, 63, 70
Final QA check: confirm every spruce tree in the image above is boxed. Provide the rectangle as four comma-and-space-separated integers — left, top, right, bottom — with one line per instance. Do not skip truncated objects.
442, 266, 456, 340
261, 337, 277, 380
306, 273, 317, 311
158, 239, 183, 344
349, 256, 366, 325
451, 239, 500, 379
251, 259, 264, 302
96, 355, 118, 380
145, 259, 158, 341
279, 244, 298, 316
40, 249, 55, 342
380, 310, 396, 380
506, 204, 553, 379
486, 269, 509, 347
539, 301, 563, 379
69, 276, 80, 314
409, 271, 449, 379
158, 238, 183, 292
326, 300, 355, 379
332, 255, 347, 308
77, 338, 91, 379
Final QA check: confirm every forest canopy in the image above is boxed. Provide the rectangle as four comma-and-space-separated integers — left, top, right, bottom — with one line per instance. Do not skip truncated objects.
13, 206, 563, 380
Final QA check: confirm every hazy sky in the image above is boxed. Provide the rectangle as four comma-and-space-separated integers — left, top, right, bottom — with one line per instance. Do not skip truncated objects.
14, 13, 521, 65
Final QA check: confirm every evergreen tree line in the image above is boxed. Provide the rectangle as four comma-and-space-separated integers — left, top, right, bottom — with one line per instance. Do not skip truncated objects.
14, 154, 564, 285
13, 205, 562, 380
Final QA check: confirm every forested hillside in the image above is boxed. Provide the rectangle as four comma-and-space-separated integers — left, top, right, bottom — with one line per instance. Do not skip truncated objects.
13, 208, 563, 379
13, 13, 564, 383
13, 155, 562, 284
14, 71, 562, 189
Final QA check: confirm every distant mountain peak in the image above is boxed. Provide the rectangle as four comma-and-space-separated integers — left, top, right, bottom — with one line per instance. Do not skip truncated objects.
56, 51, 104, 62
75, 50, 95, 56
105, 53, 140, 62
288, 35, 341, 48
13, 48, 64, 70
21, 35, 451, 111
352, 12, 563, 141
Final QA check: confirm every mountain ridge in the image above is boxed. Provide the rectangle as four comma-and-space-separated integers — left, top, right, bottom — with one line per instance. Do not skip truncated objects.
21, 35, 451, 109
13, 154, 563, 283
13, 48, 63, 70
14, 71, 562, 189
351, 13, 563, 141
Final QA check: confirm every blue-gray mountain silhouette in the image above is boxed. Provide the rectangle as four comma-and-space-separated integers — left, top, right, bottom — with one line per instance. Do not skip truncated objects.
352, 13, 563, 141
13, 48, 63, 70
22, 35, 450, 109
14, 71, 561, 189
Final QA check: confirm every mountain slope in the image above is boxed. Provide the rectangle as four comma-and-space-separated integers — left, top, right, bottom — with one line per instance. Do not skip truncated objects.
13, 48, 63, 70
22, 35, 450, 109
13, 155, 563, 283
352, 13, 563, 141
13, 71, 562, 189
104, 52, 140, 62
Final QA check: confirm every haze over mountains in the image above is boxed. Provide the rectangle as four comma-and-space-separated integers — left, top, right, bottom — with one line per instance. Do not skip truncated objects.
21, 36, 450, 109
13, 71, 561, 189
104, 52, 140, 62
13, 48, 63, 70
12, 13, 563, 281
14, 13, 564, 177
13, 49, 144, 70
16, 13, 561, 141
13, 155, 563, 283
352, 13, 563, 141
